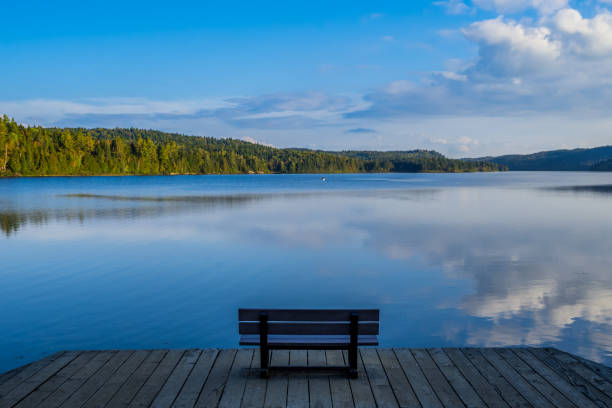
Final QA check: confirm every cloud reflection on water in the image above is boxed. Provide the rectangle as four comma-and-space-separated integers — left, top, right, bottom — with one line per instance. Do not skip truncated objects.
2, 183, 612, 364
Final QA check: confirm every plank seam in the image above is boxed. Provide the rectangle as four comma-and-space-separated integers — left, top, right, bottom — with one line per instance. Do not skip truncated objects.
78, 350, 138, 408
457, 349, 522, 408
494, 348, 573, 408
138, 350, 186, 408
410, 349, 453, 408
9, 351, 81, 407
96, 350, 153, 407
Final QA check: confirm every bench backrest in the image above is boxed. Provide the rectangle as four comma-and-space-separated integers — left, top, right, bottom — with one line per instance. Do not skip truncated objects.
238, 309, 380, 335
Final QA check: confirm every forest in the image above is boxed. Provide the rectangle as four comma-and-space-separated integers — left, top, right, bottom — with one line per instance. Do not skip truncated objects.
0, 115, 504, 176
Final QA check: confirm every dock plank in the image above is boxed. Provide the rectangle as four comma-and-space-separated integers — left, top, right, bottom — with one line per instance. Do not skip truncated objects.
196, 349, 237, 408
172, 349, 219, 408
2, 347, 611, 408
513, 348, 600, 408
264, 351, 289, 408
529, 348, 612, 408
360, 348, 398, 408
326, 350, 353, 408
0, 353, 66, 399
39, 351, 116, 408
545, 348, 612, 399
344, 350, 376, 408
286, 350, 308, 408
83, 350, 150, 408
128, 349, 184, 408
495, 348, 575, 408
0, 351, 80, 408
12, 351, 98, 408
429, 348, 486, 408
376, 349, 418, 408
59, 350, 133, 408
460, 348, 531, 408
444, 349, 509, 408
481, 348, 554, 408
393, 348, 442, 408
307, 350, 331, 408
218, 349, 254, 408
411, 348, 463, 407
241, 350, 267, 408
152, 350, 202, 408
106, 350, 168, 408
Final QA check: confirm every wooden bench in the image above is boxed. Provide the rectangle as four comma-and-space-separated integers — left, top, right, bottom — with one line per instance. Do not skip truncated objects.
238, 308, 379, 378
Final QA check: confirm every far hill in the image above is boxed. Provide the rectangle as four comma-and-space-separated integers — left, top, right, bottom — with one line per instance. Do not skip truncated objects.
0, 115, 504, 176
470, 146, 612, 171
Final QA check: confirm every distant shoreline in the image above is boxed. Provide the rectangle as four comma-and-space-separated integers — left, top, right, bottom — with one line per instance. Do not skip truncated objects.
0, 169, 507, 179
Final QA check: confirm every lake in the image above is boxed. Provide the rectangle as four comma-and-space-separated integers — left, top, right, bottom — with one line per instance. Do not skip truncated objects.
1, 172, 611, 372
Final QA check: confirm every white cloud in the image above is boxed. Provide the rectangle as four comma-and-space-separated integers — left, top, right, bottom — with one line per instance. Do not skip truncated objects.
463, 16, 561, 76
434, 0, 471, 15
553, 8, 612, 56
472, 0, 568, 14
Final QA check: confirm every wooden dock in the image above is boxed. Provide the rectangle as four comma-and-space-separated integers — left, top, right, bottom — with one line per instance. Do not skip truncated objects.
1, 348, 611, 407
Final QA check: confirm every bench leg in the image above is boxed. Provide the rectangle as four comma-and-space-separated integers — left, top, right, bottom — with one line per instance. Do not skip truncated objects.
349, 313, 359, 378
348, 348, 358, 378
259, 312, 269, 378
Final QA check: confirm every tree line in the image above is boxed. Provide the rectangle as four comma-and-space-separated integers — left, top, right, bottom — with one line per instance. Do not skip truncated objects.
0, 115, 504, 176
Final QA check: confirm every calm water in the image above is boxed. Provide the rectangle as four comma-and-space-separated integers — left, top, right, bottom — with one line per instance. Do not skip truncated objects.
1, 172, 612, 372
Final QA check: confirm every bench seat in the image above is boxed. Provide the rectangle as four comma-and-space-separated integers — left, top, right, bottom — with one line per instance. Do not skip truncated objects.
238, 308, 380, 378
239, 334, 379, 347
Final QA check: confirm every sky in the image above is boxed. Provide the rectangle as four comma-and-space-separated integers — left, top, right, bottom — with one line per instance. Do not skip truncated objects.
2, 0, 612, 156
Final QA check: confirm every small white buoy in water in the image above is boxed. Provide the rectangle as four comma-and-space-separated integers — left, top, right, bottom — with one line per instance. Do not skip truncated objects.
321, 177, 326, 182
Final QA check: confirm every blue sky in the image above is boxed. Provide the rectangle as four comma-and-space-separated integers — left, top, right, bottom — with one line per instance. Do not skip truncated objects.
2, 0, 612, 156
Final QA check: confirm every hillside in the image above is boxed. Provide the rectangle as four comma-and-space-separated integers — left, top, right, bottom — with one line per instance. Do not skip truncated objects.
336, 150, 503, 172
471, 146, 612, 171
0, 115, 504, 176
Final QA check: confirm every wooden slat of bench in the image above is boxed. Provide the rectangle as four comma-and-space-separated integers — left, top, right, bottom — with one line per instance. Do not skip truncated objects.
239, 335, 379, 347
239, 322, 379, 335
239, 309, 379, 322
